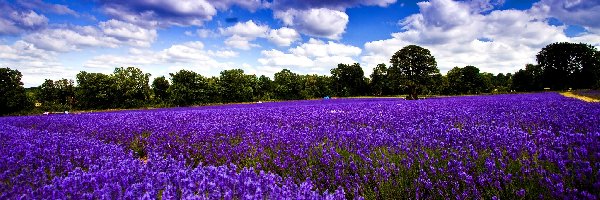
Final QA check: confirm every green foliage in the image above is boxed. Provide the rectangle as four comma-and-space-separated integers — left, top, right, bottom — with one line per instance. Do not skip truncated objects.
537, 42, 600, 90
369, 63, 389, 96
300, 74, 333, 99
37, 78, 75, 111
75, 71, 115, 109
0, 68, 31, 115
168, 70, 210, 106
330, 63, 367, 97
255, 75, 274, 100
274, 69, 303, 100
389, 45, 440, 99
112, 67, 152, 108
512, 64, 543, 92
446, 66, 486, 94
152, 76, 170, 103
219, 69, 256, 103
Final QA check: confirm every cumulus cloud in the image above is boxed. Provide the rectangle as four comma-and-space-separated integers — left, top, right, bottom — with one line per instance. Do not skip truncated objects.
274, 8, 348, 39
468, 0, 506, 12
267, 27, 300, 46
224, 35, 261, 50
533, 0, 600, 32
98, 0, 217, 27
360, 0, 596, 76
23, 20, 158, 52
258, 38, 361, 74
84, 41, 237, 77
290, 38, 362, 57
99, 19, 157, 47
268, 0, 396, 11
0, 40, 75, 87
0, 3, 48, 35
221, 20, 301, 49
23, 26, 119, 52
220, 20, 268, 50
221, 20, 269, 39
207, 0, 264, 11
16, 0, 78, 16
196, 28, 217, 38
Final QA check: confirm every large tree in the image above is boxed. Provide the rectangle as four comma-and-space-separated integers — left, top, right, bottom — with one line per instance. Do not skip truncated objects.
369, 63, 389, 96
301, 74, 333, 99
461, 66, 485, 94
274, 69, 302, 100
168, 70, 209, 106
219, 69, 255, 103
112, 67, 151, 108
152, 76, 170, 103
38, 78, 75, 110
389, 45, 439, 99
76, 72, 115, 109
0, 68, 30, 115
255, 75, 274, 100
537, 42, 600, 90
330, 63, 367, 97
512, 64, 543, 92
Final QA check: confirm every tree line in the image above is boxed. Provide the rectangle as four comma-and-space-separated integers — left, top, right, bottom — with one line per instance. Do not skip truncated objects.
1, 42, 598, 115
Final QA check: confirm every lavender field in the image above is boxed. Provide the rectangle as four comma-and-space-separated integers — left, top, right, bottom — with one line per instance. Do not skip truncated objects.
1, 93, 599, 199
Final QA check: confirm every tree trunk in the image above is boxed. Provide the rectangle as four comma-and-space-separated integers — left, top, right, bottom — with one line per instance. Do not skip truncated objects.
407, 86, 418, 100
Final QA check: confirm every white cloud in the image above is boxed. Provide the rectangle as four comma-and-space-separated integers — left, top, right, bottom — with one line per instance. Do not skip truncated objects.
258, 38, 361, 74
0, 40, 75, 87
224, 35, 261, 50
16, 0, 79, 16
221, 20, 269, 50
258, 49, 314, 67
207, 50, 239, 58
274, 8, 349, 39
221, 20, 269, 39
23, 26, 120, 52
0, 7, 48, 35
468, 0, 505, 12
268, 0, 396, 11
196, 28, 216, 38
533, 0, 600, 31
290, 38, 361, 57
267, 27, 300, 46
84, 41, 237, 77
100, 19, 157, 47
207, 0, 264, 11
360, 0, 598, 76
23, 20, 158, 52
99, 0, 217, 27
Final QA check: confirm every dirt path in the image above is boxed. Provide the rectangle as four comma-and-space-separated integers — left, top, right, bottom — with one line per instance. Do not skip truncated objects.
560, 92, 600, 103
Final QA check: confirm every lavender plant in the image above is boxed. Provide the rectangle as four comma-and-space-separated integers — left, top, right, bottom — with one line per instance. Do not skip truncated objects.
1, 93, 598, 199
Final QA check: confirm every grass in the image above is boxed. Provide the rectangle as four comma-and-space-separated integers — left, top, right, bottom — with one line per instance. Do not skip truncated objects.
560, 91, 600, 102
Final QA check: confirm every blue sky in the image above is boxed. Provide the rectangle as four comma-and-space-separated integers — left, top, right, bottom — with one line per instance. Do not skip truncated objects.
1, 0, 599, 87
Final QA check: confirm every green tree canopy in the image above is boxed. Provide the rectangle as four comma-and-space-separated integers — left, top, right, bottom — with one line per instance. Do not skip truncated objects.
168, 70, 209, 106
330, 63, 367, 97
389, 45, 439, 99
274, 69, 302, 100
152, 76, 170, 103
537, 42, 600, 90
511, 64, 543, 92
369, 63, 389, 96
0, 68, 30, 115
255, 75, 274, 100
113, 67, 151, 108
301, 74, 333, 99
219, 69, 255, 103
76, 71, 115, 109
38, 78, 75, 110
